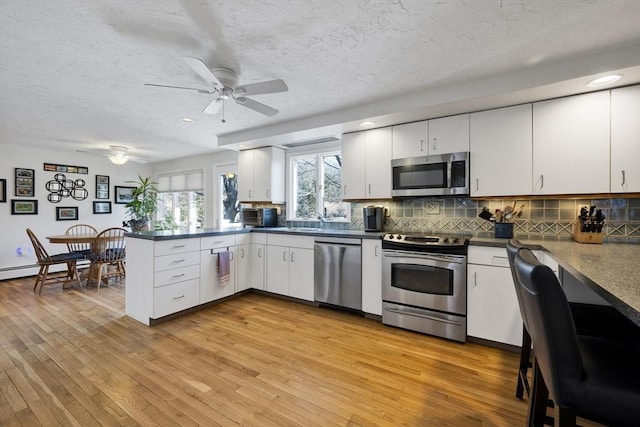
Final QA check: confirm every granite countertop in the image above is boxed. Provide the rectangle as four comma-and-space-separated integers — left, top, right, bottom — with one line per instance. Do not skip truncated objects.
127, 228, 639, 325
470, 236, 640, 326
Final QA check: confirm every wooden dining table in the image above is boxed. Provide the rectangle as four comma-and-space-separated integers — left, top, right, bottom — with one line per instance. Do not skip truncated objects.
46, 233, 114, 287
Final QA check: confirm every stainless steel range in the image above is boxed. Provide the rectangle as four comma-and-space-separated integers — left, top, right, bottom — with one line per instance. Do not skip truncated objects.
382, 232, 468, 342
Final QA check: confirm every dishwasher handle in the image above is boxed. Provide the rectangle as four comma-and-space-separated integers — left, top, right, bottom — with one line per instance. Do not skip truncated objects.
315, 237, 361, 246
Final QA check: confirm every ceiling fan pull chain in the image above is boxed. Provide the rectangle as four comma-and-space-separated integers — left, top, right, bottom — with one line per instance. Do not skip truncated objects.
221, 99, 226, 123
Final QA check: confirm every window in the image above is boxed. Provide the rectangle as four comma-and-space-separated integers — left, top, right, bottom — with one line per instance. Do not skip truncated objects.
156, 171, 204, 230
215, 164, 241, 229
289, 150, 350, 222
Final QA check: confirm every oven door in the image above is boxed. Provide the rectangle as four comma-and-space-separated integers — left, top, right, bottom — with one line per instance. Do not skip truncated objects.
382, 250, 467, 315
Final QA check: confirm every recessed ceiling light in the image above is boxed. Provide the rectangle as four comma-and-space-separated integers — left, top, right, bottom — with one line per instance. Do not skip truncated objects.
360, 121, 376, 128
587, 74, 622, 88
180, 117, 194, 123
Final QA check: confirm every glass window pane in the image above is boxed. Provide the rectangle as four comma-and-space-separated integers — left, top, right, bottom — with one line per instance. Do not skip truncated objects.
295, 156, 317, 218
220, 172, 240, 229
322, 154, 348, 220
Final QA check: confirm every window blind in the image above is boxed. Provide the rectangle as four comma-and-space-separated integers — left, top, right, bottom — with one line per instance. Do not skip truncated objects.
157, 170, 203, 192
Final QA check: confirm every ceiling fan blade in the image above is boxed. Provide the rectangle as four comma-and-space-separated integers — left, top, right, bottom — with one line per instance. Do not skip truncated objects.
235, 97, 278, 117
235, 79, 288, 96
183, 57, 223, 87
144, 83, 215, 94
203, 98, 223, 114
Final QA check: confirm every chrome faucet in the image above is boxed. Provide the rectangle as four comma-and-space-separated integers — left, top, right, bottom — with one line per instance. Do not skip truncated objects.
317, 213, 326, 228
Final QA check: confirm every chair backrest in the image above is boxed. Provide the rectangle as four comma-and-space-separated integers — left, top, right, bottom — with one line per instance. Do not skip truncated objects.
514, 248, 583, 404
25, 228, 50, 263
93, 227, 126, 262
65, 224, 98, 252
506, 239, 530, 332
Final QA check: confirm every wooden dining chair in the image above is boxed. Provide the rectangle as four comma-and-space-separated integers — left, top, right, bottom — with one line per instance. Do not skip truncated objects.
65, 224, 97, 278
25, 228, 85, 294
88, 227, 126, 291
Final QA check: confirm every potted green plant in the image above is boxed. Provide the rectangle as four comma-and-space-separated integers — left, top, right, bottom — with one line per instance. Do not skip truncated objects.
125, 175, 158, 232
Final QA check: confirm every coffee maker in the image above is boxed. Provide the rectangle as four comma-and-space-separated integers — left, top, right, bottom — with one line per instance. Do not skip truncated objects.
363, 206, 385, 232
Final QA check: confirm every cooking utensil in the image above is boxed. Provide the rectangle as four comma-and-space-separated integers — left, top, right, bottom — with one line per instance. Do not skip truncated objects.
495, 209, 503, 223
479, 207, 493, 221
514, 203, 525, 218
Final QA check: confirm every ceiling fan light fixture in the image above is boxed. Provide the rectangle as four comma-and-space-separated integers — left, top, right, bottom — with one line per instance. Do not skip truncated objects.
108, 146, 130, 165
360, 121, 376, 128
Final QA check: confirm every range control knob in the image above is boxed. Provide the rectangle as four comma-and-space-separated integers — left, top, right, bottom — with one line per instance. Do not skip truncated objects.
387, 234, 394, 239
443, 237, 450, 243
453, 237, 460, 243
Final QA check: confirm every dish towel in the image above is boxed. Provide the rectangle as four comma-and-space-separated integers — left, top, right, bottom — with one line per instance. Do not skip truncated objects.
217, 251, 230, 287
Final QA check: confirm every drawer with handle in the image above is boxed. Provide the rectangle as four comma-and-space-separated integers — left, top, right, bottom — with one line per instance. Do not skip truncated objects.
153, 279, 200, 318
201, 235, 236, 251
154, 264, 200, 288
154, 238, 200, 256
154, 250, 200, 272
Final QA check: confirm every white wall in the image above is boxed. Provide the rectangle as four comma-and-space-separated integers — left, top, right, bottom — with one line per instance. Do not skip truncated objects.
152, 150, 238, 228
0, 143, 151, 280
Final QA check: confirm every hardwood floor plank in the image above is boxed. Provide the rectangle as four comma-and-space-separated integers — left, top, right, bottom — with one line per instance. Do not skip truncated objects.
1, 276, 547, 426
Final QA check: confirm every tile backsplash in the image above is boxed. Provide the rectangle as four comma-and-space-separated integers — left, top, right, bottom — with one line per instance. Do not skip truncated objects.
285, 197, 640, 243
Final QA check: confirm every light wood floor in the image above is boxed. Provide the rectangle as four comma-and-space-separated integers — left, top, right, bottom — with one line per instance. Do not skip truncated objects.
0, 276, 580, 426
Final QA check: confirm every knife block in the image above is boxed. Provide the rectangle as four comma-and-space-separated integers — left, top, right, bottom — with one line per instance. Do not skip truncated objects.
573, 220, 603, 244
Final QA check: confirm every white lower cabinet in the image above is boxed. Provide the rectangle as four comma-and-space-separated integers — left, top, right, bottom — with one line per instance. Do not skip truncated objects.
266, 234, 314, 301
236, 244, 251, 292
361, 239, 382, 315
200, 235, 236, 303
467, 246, 523, 346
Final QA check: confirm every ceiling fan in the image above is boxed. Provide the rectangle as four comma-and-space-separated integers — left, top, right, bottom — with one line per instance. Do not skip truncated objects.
145, 57, 288, 118
76, 146, 148, 165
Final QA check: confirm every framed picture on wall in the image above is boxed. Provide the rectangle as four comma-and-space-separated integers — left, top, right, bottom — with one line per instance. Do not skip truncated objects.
0, 179, 6, 202
15, 168, 35, 197
96, 175, 110, 199
11, 199, 38, 215
114, 186, 135, 204
93, 201, 112, 214
56, 206, 78, 221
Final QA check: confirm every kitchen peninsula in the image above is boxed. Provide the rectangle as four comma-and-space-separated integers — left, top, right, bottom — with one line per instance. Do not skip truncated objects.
125, 229, 640, 328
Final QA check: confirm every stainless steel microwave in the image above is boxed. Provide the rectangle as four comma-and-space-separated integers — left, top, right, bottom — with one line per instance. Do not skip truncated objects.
391, 151, 469, 197
240, 208, 277, 227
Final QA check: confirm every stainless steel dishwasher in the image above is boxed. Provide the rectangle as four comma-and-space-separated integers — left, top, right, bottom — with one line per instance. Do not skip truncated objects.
314, 237, 362, 310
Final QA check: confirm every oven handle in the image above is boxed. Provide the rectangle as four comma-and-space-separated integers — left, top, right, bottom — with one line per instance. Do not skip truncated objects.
383, 252, 465, 264
385, 307, 464, 326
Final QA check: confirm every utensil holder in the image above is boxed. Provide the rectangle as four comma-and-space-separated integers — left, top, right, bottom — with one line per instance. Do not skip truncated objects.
573, 218, 603, 244
494, 222, 514, 239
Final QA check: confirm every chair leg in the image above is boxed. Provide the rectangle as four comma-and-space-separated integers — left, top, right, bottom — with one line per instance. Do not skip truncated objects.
554, 405, 576, 427
72, 262, 82, 289
517, 324, 532, 399
34, 265, 46, 292
38, 265, 51, 295
527, 358, 549, 427
95, 262, 103, 292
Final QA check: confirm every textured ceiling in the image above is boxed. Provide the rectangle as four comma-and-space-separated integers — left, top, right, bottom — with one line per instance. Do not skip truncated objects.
1, 0, 640, 163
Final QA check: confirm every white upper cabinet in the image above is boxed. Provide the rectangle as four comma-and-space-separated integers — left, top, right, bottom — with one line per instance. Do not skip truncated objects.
365, 128, 393, 199
470, 104, 533, 197
341, 128, 392, 199
238, 147, 285, 203
428, 114, 470, 154
611, 85, 640, 193
341, 132, 366, 199
392, 121, 428, 159
533, 91, 610, 195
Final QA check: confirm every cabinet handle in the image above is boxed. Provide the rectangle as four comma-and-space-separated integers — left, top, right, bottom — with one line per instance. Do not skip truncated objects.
266, 189, 270, 199
172, 259, 185, 263
282, 251, 287, 261
291, 252, 295, 263
229, 251, 234, 261
420, 139, 425, 152
474, 178, 479, 191
173, 294, 185, 300
368, 184, 371, 195
432, 137, 437, 150
539, 174, 544, 190
473, 272, 478, 288
622, 170, 626, 187
172, 244, 185, 249
374, 245, 379, 257
240, 248, 245, 258
343, 185, 347, 196
249, 189, 252, 199
172, 273, 185, 278
258, 247, 263, 257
